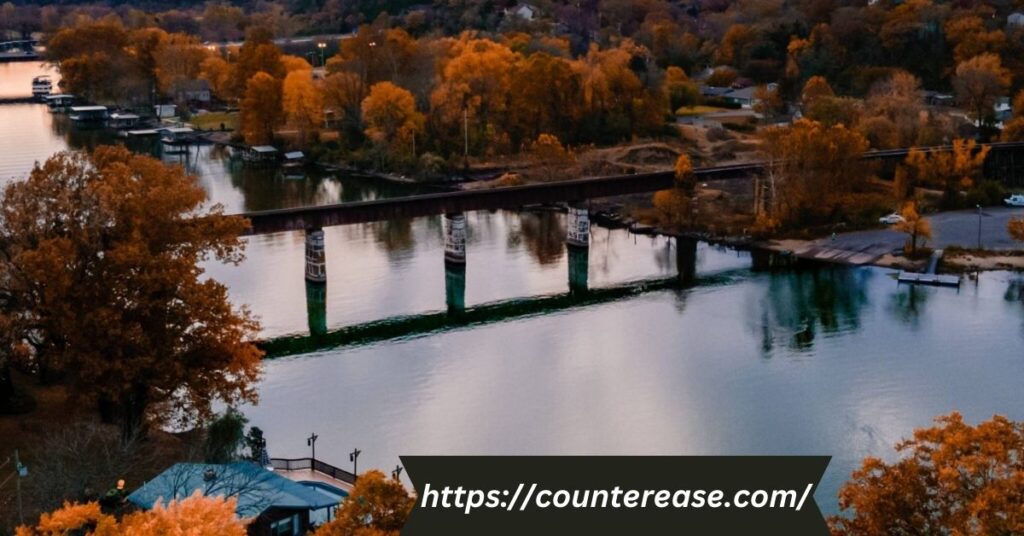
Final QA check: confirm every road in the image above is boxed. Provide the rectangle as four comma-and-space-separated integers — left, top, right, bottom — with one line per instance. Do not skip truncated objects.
783, 206, 1024, 265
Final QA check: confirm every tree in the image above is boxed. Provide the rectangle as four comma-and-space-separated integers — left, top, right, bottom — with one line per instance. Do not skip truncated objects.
1001, 90, 1024, 142
653, 154, 696, 230
800, 76, 834, 109
240, 71, 283, 146
830, 413, 1024, 536
899, 139, 990, 208
953, 54, 1011, 127
1010, 218, 1024, 243
0, 147, 262, 439
154, 33, 210, 98
282, 70, 324, 146
528, 133, 574, 181
894, 202, 931, 256
16, 493, 246, 536
758, 119, 871, 227
314, 470, 414, 536
204, 409, 249, 464
362, 82, 424, 167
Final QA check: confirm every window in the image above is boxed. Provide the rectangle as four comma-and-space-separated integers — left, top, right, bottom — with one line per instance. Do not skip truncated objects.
270, 514, 299, 536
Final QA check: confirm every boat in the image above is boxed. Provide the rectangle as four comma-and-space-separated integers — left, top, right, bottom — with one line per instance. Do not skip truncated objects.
31, 76, 52, 99
44, 94, 75, 112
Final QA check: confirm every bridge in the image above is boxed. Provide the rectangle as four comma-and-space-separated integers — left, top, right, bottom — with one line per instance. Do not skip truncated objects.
236, 141, 1024, 335
0, 39, 40, 62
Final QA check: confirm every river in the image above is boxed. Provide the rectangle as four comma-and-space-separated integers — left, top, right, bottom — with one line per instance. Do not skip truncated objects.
1, 62, 1022, 513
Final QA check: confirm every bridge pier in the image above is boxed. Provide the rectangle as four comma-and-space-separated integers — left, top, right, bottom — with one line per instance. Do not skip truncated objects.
305, 227, 327, 283
445, 263, 466, 315
305, 280, 327, 336
444, 213, 467, 264
566, 202, 590, 248
568, 244, 589, 295
677, 237, 697, 286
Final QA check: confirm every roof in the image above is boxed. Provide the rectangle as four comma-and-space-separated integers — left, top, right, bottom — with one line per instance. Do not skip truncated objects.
44, 94, 74, 100
162, 127, 194, 134
251, 145, 278, 153
127, 462, 338, 518
699, 85, 732, 97
110, 113, 140, 120
284, 151, 304, 159
70, 106, 107, 112
725, 86, 758, 100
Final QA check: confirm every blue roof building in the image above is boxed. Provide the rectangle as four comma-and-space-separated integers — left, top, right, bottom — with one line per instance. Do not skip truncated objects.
128, 462, 345, 536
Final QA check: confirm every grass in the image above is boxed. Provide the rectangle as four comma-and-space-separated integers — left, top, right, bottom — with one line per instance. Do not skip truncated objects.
190, 111, 238, 131
675, 105, 729, 116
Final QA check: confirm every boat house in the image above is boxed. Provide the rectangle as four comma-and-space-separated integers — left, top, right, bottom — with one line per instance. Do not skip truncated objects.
244, 145, 279, 164
69, 105, 109, 123
108, 112, 141, 129
127, 462, 345, 536
44, 94, 75, 111
159, 126, 195, 154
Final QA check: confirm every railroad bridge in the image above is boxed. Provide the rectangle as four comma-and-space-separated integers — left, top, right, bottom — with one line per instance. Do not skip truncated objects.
238, 141, 1024, 335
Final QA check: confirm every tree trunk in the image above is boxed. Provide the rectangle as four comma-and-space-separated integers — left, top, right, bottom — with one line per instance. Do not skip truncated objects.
120, 384, 150, 442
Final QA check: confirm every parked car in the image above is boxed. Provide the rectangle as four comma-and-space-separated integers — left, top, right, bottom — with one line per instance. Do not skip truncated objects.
1005, 194, 1024, 207
879, 212, 905, 225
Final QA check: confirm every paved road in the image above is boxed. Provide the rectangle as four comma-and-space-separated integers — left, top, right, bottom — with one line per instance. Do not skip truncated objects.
791, 206, 1024, 264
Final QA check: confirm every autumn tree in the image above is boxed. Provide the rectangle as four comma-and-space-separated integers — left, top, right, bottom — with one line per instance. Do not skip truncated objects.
1001, 90, 1024, 142
362, 82, 424, 167
230, 26, 284, 97
894, 202, 931, 256
200, 55, 234, 101
800, 76, 834, 109
154, 33, 210, 99
321, 71, 367, 140
759, 119, 871, 227
662, 66, 699, 112
653, 154, 697, 230
528, 133, 574, 182
831, 413, 1024, 536
16, 493, 246, 536
953, 54, 1011, 127
240, 71, 283, 146
0, 147, 262, 439
1010, 219, 1024, 243
945, 16, 1006, 64
282, 70, 324, 146
314, 470, 414, 536
899, 139, 990, 208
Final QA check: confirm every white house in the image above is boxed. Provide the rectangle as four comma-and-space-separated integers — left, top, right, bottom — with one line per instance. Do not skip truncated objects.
1008, 12, 1024, 27
504, 3, 539, 21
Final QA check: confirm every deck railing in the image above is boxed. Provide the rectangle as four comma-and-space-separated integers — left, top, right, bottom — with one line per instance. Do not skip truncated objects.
270, 457, 357, 485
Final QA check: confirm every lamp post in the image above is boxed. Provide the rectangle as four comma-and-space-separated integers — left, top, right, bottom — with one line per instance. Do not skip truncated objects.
13, 450, 26, 525
977, 204, 982, 249
349, 448, 361, 478
317, 42, 326, 67
307, 433, 318, 464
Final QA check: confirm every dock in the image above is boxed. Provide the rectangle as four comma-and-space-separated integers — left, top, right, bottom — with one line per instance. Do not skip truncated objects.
0, 96, 39, 105
897, 250, 961, 287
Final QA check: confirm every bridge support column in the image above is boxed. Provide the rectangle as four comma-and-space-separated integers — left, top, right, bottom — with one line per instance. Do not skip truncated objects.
676, 237, 697, 286
305, 280, 327, 337
566, 202, 590, 248
568, 243, 589, 296
445, 263, 466, 315
305, 227, 327, 283
444, 213, 467, 264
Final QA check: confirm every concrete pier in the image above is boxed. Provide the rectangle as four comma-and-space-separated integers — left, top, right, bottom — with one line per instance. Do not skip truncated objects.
444, 213, 467, 264
677, 237, 697, 286
305, 227, 327, 283
305, 280, 327, 336
568, 245, 589, 295
445, 263, 466, 315
566, 202, 590, 248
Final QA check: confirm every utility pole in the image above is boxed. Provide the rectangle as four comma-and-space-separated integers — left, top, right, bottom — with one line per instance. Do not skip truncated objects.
463, 106, 469, 172
977, 205, 982, 249
14, 450, 25, 526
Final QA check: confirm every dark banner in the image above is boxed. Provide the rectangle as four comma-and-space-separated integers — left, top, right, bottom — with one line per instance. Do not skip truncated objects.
401, 456, 831, 535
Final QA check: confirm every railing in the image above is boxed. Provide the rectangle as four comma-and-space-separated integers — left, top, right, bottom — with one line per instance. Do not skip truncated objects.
270, 457, 357, 485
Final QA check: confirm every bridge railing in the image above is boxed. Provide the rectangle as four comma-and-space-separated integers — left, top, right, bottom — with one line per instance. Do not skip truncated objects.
270, 457, 357, 484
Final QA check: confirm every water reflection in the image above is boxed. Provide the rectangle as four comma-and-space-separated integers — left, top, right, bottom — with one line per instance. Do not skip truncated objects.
305, 281, 328, 337
888, 284, 931, 327
507, 212, 566, 266
754, 267, 871, 356
568, 245, 589, 295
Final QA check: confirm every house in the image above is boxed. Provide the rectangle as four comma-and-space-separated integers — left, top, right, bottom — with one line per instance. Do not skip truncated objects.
155, 104, 177, 118
724, 83, 778, 109
69, 105, 109, 123
699, 85, 733, 98
504, 3, 539, 21
108, 112, 141, 130
172, 79, 212, 103
127, 462, 344, 536
1008, 12, 1024, 27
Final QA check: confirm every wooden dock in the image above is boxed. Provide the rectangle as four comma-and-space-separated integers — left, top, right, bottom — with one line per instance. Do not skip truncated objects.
897, 250, 961, 287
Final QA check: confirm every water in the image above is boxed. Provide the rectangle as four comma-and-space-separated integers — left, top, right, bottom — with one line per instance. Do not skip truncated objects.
3, 61, 1023, 515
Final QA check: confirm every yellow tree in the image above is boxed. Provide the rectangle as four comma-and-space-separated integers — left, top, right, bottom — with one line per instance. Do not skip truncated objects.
200, 55, 234, 101
283, 70, 324, 146
1010, 218, 1024, 242
831, 413, 1024, 536
240, 71, 283, 146
154, 32, 210, 98
314, 470, 414, 536
953, 53, 1011, 126
894, 201, 931, 256
528, 133, 574, 182
800, 76, 834, 109
1001, 90, 1024, 142
653, 154, 697, 230
362, 82, 424, 167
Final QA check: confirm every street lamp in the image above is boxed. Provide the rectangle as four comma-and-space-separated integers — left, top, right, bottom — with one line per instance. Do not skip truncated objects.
349, 448, 361, 478
1, 450, 28, 525
307, 433, 319, 464
317, 42, 326, 67
977, 204, 982, 249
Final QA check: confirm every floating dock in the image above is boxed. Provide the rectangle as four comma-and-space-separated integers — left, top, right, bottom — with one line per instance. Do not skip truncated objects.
897, 249, 961, 287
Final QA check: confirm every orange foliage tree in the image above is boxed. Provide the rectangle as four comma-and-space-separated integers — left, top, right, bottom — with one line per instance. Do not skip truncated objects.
1010, 218, 1024, 242
894, 202, 932, 256
16, 493, 245, 536
240, 71, 283, 146
362, 82, 424, 167
314, 470, 415, 536
953, 53, 1011, 126
898, 139, 990, 208
830, 413, 1024, 536
0, 147, 261, 438
282, 70, 324, 146
652, 154, 696, 230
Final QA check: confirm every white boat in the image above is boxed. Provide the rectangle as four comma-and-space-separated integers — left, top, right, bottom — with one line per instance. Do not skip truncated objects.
31, 76, 52, 99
